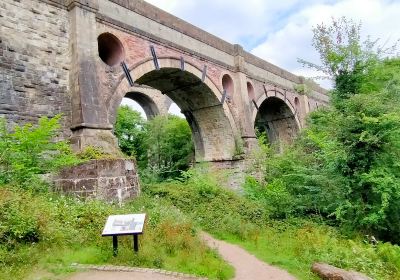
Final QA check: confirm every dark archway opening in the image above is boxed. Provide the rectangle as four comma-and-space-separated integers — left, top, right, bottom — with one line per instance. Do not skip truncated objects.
136, 67, 233, 161
115, 93, 195, 181
97, 33, 125, 67
255, 97, 298, 150
222, 74, 234, 100
112, 65, 235, 181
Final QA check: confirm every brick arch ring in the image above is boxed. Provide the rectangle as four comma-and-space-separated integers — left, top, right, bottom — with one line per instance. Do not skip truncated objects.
106, 57, 240, 161
251, 88, 302, 130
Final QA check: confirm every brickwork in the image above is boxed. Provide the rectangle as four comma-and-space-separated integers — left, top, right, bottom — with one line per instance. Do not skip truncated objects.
209, 160, 248, 192
0, 0, 330, 187
0, 0, 71, 136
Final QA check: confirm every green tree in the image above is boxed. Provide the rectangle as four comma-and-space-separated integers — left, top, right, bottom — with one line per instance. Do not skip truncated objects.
141, 115, 194, 181
114, 105, 146, 157
114, 106, 195, 182
298, 17, 398, 104
249, 18, 400, 243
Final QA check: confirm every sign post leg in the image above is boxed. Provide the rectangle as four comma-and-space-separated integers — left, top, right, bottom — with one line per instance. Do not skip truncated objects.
133, 234, 139, 252
113, 235, 118, 256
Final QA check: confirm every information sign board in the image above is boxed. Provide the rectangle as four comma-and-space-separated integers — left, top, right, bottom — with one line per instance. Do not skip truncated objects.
102, 213, 146, 236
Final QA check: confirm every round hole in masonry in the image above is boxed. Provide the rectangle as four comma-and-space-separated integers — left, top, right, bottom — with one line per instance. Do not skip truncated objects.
98, 33, 125, 67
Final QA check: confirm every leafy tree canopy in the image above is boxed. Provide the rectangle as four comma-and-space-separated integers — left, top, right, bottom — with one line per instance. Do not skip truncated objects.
249, 17, 400, 244
115, 105, 194, 182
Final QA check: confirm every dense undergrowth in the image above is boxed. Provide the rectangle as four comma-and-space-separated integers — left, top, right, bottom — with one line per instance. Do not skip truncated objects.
2, 168, 400, 280
0, 184, 233, 279
144, 168, 400, 280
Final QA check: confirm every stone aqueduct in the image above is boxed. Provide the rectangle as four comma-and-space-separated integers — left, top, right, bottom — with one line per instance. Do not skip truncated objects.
0, 0, 329, 164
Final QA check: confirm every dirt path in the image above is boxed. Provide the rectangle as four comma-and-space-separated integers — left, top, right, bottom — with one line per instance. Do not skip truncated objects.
201, 232, 297, 280
66, 233, 296, 280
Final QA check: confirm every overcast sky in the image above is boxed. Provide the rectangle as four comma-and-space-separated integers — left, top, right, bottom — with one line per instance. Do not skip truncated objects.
125, 0, 400, 117
144, 0, 400, 85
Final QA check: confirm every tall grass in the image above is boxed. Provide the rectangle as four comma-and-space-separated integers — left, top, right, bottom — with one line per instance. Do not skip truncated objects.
143, 168, 400, 280
2, 166, 400, 280
0, 187, 233, 279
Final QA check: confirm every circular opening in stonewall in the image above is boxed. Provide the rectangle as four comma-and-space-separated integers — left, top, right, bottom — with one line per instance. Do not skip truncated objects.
98, 33, 125, 67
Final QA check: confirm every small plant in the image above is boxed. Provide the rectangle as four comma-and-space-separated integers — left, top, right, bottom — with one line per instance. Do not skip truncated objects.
293, 83, 309, 95
233, 137, 245, 158
294, 77, 317, 96
76, 145, 115, 161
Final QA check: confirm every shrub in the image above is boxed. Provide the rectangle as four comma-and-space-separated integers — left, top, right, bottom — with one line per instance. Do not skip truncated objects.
0, 115, 80, 189
144, 167, 268, 239
76, 145, 115, 161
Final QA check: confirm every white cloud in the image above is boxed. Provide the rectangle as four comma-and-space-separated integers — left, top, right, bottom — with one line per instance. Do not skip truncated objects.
145, 0, 328, 49
144, 0, 400, 88
251, 0, 400, 84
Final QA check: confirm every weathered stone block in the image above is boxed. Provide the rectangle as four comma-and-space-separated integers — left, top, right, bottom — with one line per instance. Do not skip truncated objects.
312, 263, 373, 280
55, 179, 76, 192
75, 178, 97, 191
54, 159, 140, 203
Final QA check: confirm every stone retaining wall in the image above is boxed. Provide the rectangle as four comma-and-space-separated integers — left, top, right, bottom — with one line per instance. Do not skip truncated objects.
54, 159, 140, 203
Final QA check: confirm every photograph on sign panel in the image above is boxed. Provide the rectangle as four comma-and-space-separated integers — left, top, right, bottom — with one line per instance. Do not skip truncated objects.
112, 217, 136, 232
102, 214, 146, 235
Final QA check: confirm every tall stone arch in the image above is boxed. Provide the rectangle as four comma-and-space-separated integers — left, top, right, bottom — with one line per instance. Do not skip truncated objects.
252, 89, 301, 149
107, 57, 239, 162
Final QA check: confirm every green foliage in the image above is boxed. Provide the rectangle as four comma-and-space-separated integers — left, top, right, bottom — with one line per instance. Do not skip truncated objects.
251, 17, 400, 244
223, 219, 400, 280
0, 115, 80, 189
245, 129, 346, 221
233, 137, 245, 158
114, 105, 145, 157
298, 17, 398, 103
139, 115, 194, 181
0, 186, 233, 280
293, 78, 315, 96
145, 167, 267, 239
144, 115, 194, 180
1, 164, 399, 280
114, 106, 194, 181
76, 145, 116, 161
244, 177, 296, 219
248, 58, 400, 242
145, 169, 400, 280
